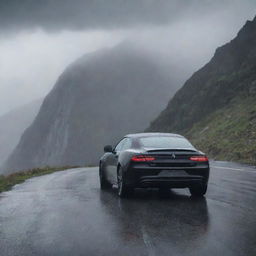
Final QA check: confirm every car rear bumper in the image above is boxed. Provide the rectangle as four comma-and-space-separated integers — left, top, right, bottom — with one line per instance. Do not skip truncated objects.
124, 166, 209, 188
138, 175, 205, 188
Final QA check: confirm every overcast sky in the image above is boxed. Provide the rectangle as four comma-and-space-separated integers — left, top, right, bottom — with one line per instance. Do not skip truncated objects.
0, 0, 255, 115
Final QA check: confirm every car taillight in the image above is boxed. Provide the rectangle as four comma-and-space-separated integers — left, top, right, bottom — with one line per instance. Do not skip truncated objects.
131, 155, 155, 162
190, 156, 208, 162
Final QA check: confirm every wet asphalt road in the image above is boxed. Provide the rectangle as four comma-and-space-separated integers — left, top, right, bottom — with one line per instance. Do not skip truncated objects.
0, 162, 256, 256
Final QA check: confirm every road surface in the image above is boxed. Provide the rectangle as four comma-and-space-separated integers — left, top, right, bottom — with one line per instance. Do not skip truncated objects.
0, 162, 256, 256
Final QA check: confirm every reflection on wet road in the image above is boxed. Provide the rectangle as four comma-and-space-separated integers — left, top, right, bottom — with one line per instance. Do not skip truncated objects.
0, 162, 256, 256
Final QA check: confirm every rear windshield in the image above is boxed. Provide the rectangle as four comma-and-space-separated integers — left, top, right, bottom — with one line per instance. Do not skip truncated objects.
138, 136, 195, 149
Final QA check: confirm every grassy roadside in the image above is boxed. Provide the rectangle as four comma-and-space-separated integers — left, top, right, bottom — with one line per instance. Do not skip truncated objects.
0, 166, 80, 193
186, 95, 256, 165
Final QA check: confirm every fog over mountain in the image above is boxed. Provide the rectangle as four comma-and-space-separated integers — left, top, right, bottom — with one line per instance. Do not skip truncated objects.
0, 99, 42, 167
3, 42, 181, 173
0, 30, 123, 116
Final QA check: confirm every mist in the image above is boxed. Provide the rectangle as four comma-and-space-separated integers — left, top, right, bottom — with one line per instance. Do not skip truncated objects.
0, 0, 255, 116
0, 30, 124, 116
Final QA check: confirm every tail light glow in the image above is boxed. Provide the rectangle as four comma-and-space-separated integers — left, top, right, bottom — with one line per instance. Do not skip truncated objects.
131, 155, 155, 162
190, 156, 208, 162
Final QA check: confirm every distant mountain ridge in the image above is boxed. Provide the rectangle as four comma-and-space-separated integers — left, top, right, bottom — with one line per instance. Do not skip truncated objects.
3, 42, 180, 173
148, 16, 256, 164
0, 99, 42, 170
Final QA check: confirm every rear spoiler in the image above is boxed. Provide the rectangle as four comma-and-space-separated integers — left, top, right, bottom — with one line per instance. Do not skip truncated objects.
144, 148, 197, 152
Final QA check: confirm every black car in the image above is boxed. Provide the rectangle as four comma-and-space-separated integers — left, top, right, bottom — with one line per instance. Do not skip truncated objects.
99, 133, 209, 197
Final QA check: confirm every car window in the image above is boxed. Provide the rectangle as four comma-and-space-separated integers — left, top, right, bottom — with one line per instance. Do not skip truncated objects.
114, 139, 126, 152
138, 136, 195, 149
122, 138, 132, 151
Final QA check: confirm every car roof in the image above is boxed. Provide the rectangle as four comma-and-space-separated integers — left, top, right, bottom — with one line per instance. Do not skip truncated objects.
125, 132, 184, 139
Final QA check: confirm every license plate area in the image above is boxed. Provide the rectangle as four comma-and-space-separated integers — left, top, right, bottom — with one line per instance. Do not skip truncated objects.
159, 170, 187, 176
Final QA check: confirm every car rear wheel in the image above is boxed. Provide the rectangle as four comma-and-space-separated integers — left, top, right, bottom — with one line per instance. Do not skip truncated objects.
99, 164, 111, 190
189, 184, 207, 197
117, 167, 134, 198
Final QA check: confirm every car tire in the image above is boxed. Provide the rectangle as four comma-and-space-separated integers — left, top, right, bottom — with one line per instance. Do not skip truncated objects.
189, 184, 207, 197
99, 163, 111, 190
117, 166, 134, 198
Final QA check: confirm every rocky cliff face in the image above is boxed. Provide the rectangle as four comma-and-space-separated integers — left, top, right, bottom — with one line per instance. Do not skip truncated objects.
0, 99, 42, 170
3, 43, 179, 173
148, 16, 256, 164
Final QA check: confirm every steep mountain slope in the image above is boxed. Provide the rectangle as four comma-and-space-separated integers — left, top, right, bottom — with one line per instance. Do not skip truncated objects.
3, 43, 180, 173
0, 99, 42, 169
148, 16, 256, 164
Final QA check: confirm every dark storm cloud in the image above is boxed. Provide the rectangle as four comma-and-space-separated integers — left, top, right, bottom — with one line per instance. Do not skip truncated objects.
0, 0, 232, 32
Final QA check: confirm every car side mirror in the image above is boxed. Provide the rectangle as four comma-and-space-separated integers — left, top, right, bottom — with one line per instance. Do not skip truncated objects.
104, 145, 113, 153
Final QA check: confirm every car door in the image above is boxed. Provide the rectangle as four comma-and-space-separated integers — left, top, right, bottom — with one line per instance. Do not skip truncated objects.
111, 138, 133, 184
105, 138, 126, 184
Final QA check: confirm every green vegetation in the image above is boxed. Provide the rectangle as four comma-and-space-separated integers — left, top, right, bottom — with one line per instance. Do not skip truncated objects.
0, 166, 79, 193
186, 95, 256, 165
